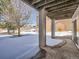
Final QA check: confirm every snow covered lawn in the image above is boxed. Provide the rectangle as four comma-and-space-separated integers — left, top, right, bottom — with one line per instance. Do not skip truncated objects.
0, 34, 39, 59
0, 32, 64, 59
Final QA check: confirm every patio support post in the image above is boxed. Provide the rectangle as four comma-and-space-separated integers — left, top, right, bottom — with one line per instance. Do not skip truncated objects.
51, 19, 55, 38
39, 7, 47, 47
72, 20, 77, 44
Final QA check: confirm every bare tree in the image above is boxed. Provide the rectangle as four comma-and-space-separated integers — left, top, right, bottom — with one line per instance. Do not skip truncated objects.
12, 9, 31, 36
0, 0, 14, 34
1, 0, 31, 36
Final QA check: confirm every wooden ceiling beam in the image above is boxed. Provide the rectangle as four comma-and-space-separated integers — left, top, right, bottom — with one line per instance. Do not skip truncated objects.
33, 0, 69, 9
32, 0, 42, 5
48, 10, 75, 17
46, 0, 70, 9
39, 0, 70, 9
48, 5, 77, 13
47, 1, 79, 12
22, 0, 33, 4
49, 12, 74, 19
32, 0, 55, 5
34, 0, 58, 8
32, 0, 45, 8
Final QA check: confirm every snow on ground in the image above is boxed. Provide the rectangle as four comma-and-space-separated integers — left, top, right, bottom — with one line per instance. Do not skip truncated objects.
55, 31, 72, 36
0, 34, 12, 37
46, 31, 79, 36
0, 32, 64, 59
21, 31, 79, 37
0, 31, 78, 59
21, 31, 73, 36
46, 31, 72, 36
0, 34, 39, 59
0, 31, 79, 37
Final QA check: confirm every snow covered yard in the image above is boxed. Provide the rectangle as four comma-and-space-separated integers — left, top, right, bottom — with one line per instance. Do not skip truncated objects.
0, 34, 39, 59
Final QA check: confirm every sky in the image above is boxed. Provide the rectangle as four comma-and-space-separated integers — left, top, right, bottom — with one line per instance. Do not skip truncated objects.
11, 0, 38, 26
28, 9, 38, 26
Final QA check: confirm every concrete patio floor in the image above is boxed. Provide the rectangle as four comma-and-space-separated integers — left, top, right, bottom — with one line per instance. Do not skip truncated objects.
41, 36, 79, 59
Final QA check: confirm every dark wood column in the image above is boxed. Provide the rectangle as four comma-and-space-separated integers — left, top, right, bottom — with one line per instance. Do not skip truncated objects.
51, 19, 55, 38
39, 7, 47, 47
72, 20, 77, 44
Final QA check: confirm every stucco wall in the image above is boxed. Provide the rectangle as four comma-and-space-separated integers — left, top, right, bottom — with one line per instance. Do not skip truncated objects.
46, 17, 51, 32
55, 19, 72, 31
46, 17, 79, 32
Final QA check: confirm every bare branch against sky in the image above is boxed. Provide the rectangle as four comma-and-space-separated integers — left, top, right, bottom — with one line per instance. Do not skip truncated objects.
11, 0, 32, 16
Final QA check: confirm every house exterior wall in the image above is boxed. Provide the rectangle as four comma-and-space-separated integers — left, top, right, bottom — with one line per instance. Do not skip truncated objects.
55, 19, 72, 31
46, 17, 79, 32
46, 17, 51, 32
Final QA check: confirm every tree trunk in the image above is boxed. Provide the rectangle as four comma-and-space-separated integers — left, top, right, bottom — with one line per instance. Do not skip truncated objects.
17, 26, 21, 36
7, 28, 10, 34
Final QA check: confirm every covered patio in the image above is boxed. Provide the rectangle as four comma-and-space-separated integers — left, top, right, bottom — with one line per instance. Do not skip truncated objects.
0, 0, 79, 59
22, 0, 79, 58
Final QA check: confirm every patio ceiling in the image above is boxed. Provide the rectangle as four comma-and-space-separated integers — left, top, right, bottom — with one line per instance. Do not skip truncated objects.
23, 0, 79, 19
